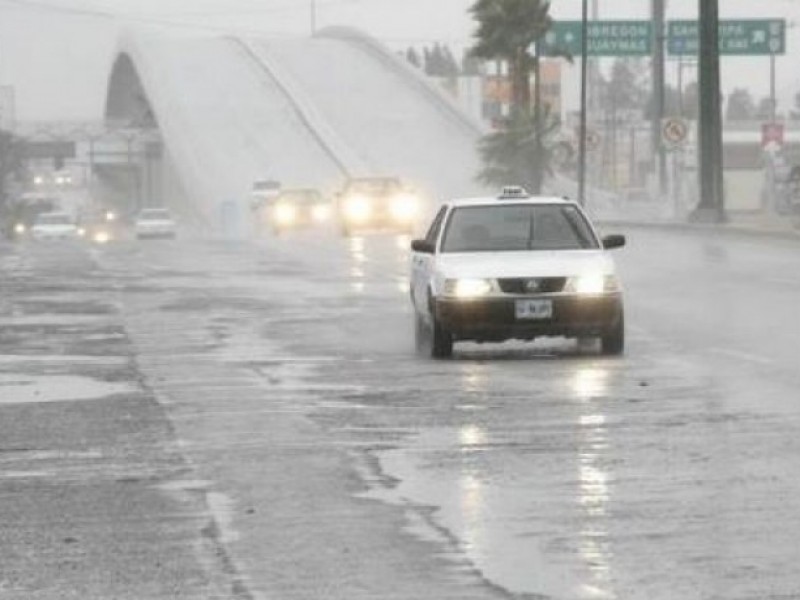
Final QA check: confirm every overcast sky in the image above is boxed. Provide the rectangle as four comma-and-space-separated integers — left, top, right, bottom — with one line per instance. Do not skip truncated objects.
1, 0, 799, 120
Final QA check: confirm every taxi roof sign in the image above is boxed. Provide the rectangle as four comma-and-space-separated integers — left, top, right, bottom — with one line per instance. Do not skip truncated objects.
498, 186, 530, 199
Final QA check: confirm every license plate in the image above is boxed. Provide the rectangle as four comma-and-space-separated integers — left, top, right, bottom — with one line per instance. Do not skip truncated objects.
515, 299, 553, 320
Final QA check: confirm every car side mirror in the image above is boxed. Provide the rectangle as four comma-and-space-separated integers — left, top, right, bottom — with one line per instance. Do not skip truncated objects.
411, 239, 435, 254
602, 234, 626, 250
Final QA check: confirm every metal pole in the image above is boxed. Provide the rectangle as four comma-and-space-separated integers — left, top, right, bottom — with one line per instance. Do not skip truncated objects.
695, 0, 724, 221
770, 54, 777, 122
578, 0, 589, 206
652, 0, 667, 197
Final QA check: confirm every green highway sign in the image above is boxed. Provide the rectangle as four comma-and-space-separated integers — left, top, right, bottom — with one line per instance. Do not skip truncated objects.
541, 21, 652, 57
667, 19, 786, 56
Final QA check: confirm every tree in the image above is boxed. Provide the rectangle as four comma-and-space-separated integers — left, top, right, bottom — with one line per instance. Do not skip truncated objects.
0, 130, 27, 237
605, 59, 647, 114
470, 0, 554, 192
470, 0, 552, 115
461, 51, 482, 77
726, 88, 756, 121
477, 109, 559, 194
755, 96, 775, 122
405, 47, 421, 69
790, 91, 800, 120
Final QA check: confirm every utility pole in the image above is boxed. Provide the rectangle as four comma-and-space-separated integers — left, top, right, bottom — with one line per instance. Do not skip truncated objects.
770, 54, 777, 122
578, 0, 589, 206
694, 0, 725, 221
652, 0, 667, 197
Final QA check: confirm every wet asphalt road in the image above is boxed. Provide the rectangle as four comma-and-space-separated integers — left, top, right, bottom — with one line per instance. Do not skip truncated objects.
2, 226, 800, 600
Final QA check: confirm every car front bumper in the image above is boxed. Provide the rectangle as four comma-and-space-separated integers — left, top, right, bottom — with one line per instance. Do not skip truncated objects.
435, 294, 623, 342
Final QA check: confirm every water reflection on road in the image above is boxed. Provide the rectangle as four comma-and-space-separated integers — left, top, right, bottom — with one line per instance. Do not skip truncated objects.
574, 367, 615, 599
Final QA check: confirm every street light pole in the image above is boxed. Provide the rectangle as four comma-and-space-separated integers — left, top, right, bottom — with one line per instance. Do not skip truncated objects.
695, 0, 725, 221
652, 0, 667, 197
578, 0, 589, 206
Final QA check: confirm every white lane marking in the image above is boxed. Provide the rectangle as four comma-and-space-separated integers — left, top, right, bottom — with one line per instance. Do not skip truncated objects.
0, 374, 138, 404
708, 348, 773, 365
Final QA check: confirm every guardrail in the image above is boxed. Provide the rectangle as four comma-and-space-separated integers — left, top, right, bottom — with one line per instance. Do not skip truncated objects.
231, 36, 371, 179
317, 26, 486, 139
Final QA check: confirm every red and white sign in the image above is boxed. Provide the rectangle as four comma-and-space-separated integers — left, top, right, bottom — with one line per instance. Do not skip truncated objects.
761, 122, 785, 149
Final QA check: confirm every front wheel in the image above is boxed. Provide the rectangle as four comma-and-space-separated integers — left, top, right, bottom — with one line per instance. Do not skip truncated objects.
601, 313, 625, 356
431, 315, 453, 359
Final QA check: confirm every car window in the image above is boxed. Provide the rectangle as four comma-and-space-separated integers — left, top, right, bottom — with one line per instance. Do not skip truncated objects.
441, 204, 599, 253
278, 191, 322, 205
345, 178, 401, 195
139, 209, 171, 220
425, 206, 448, 247
36, 214, 72, 226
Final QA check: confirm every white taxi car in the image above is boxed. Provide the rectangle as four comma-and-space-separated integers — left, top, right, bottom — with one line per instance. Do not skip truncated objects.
410, 188, 626, 358
134, 208, 177, 240
30, 212, 80, 241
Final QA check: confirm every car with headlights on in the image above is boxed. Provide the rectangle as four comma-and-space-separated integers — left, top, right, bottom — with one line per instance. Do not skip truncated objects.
266, 188, 331, 235
410, 187, 626, 358
336, 176, 421, 236
134, 208, 177, 240
30, 212, 80, 241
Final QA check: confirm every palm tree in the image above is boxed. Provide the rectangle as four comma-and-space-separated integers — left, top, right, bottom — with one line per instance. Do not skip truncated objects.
470, 0, 555, 193
470, 0, 552, 116
477, 108, 559, 194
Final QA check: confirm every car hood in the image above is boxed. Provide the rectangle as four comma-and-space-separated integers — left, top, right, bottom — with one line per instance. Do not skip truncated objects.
435, 250, 616, 279
136, 220, 174, 227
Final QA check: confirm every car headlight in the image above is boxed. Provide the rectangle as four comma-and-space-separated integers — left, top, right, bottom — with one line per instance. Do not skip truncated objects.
274, 203, 297, 225
444, 278, 494, 299
344, 196, 371, 223
311, 204, 331, 223
566, 274, 619, 295
93, 231, 111, 244
105, 211, 117, 222
390, 194, 419, 221
14, 223, 26, 235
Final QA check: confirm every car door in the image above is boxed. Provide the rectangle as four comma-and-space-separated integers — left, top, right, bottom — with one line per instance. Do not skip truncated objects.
412, 205, 447, 314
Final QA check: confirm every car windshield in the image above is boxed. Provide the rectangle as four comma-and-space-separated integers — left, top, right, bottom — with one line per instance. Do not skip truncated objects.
139, 209, 171, 220
276, 191, 322, 205
441, 204, 599, 253
36, 214, 72, 226
345, 178, 401, 195
253, 180, 280, 192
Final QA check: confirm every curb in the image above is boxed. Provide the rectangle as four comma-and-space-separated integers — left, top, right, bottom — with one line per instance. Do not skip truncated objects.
596, 218, 800, 242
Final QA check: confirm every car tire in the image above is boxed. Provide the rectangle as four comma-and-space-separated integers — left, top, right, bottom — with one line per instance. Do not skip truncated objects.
414, 312, 426, 353
601, 313, 625, 356
431, 315, 453, 359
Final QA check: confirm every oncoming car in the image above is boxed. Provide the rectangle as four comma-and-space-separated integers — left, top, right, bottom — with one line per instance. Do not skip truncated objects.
336, 177, 421, 236
410, 187, 626, 358
30, 212, 80, 241
134, 208, 177, 240
266, 189, 331, 234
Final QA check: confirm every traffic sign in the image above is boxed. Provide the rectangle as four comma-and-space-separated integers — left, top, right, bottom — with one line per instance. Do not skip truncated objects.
761, 122, 785, 149
662, 117, 689, 149
541, 21, 652, 57
668, 19, 786, 56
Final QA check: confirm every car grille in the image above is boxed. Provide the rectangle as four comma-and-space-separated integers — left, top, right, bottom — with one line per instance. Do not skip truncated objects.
498, 277, 567, 294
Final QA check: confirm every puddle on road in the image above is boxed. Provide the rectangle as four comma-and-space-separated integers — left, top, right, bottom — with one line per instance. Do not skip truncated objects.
0, 355, 127, 368
0, 374, 137, 404
0, 314, 110, 327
